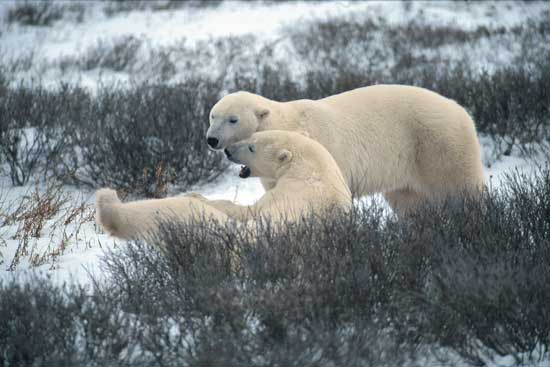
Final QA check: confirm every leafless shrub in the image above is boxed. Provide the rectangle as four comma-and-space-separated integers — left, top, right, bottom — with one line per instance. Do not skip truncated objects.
1, 182, 95, 271
0, 80, 227, 196
1, 169, 550, 365
72, 80, 227, 197
0, 82, 87, 186
6, 0, 63, 26
80, 36, 143, 72
102, 0, 223, 17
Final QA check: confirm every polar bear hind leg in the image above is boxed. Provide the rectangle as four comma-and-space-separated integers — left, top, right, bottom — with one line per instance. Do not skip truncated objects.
384, 188, 428, 216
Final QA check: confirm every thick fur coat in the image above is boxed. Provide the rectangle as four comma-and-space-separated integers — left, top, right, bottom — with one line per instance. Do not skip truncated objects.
195, 130, 352, 223
206, 85, 485, 214
96, 131, 352, 241
95, 190, 229, 241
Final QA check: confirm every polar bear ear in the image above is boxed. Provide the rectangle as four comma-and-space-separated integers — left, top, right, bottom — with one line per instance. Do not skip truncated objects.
277, 149, 292, 163
297, 130, 309, 138
255, 108, 270, 119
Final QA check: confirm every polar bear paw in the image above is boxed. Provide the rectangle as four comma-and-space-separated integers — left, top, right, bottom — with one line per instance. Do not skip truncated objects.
95, 188, 121, 206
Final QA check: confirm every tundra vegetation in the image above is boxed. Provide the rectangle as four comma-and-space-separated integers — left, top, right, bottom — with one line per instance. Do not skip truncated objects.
1, 169, 550, 366
0, 2, 549, 366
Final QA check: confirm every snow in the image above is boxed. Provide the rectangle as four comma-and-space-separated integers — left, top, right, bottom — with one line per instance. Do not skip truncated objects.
1, 136, 545, 289
193, 163, 265, 205
379, 1, 544, 29
1, 1, 547, 88
1, 1, 543, 58
1, 2, 549, 364
0, 1, 550, 360
0, 0, 546, 280
0, 0, 547, 278
0, 177, 115, 285
0, 1, 370, 63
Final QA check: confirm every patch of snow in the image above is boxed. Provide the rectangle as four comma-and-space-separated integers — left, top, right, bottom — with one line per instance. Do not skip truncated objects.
192, 163, 265, 205
0, 178, 120, 286
0, 0, 548, 324
0, 1, 370, 62
480, 135, 547, 189
1, 1, 548, 88
379, 1, 547, 30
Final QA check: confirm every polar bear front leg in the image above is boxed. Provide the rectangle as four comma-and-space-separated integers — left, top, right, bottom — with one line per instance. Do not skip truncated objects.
184, 192, 253, 222
201, 200, 254, 222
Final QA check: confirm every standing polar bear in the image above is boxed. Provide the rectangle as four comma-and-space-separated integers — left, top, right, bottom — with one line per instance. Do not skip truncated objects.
96, 131, 352, 241
206, 85, 485, 214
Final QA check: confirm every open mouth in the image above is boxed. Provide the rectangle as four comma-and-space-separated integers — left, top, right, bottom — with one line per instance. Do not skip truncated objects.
239, 165, 251, 178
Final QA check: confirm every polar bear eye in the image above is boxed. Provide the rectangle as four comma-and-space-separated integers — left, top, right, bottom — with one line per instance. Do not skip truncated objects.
248, 145, 255, 153
229, 117, 239, 124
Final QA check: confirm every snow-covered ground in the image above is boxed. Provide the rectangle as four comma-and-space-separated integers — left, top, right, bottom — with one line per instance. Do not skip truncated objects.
1, 1, 548, 87
1, 2, 549, 365
1, 137, 544, 287
2, 1, 544, 57
0, 1, 548, 285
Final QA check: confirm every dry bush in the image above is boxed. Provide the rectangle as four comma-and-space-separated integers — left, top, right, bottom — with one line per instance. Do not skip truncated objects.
73, 81, 227, 197
1, 169, 550, 365
80, 36, 143, 72
6, 0, 63, 26
0, 82, 89, 186
110, 169, 550, 366
102, 0, 223, 16
0, 182, 95, 271
0, 81, 228, 197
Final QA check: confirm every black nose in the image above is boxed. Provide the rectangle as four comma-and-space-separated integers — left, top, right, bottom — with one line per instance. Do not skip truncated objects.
224, 149, 231, 158
207, 137, 219, 148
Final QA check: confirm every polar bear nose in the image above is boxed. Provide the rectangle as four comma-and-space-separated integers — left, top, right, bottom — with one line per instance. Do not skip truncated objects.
207, 137, 219, 149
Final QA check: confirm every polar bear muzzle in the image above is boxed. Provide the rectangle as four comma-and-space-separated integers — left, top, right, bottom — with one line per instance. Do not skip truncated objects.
239, 165, 251, 178
207, 137, 219, 149
223, 146, 251, 178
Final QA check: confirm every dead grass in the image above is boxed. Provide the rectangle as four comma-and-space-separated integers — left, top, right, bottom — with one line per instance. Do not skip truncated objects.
0, 182, 96, 271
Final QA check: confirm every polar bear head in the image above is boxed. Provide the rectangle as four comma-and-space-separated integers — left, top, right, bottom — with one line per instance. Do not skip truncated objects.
206, 91, 270, 150
223, 130, 294, 180
225, 130, 352, 212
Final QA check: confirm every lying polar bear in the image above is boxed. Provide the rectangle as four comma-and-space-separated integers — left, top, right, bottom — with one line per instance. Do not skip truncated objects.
206, 85, 485, 215
95, 131, 352, 241
189, 130, 352, 223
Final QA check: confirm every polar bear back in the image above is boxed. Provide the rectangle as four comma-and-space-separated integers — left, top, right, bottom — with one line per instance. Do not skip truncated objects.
208, 85, 484, 214
285, 85, 484, 198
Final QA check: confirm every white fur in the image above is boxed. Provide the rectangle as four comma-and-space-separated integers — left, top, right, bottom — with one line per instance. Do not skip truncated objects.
199, 130, 352, 223
95, 189, 229, 242
95, 131, 352, 242
207, 85, 485, 214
